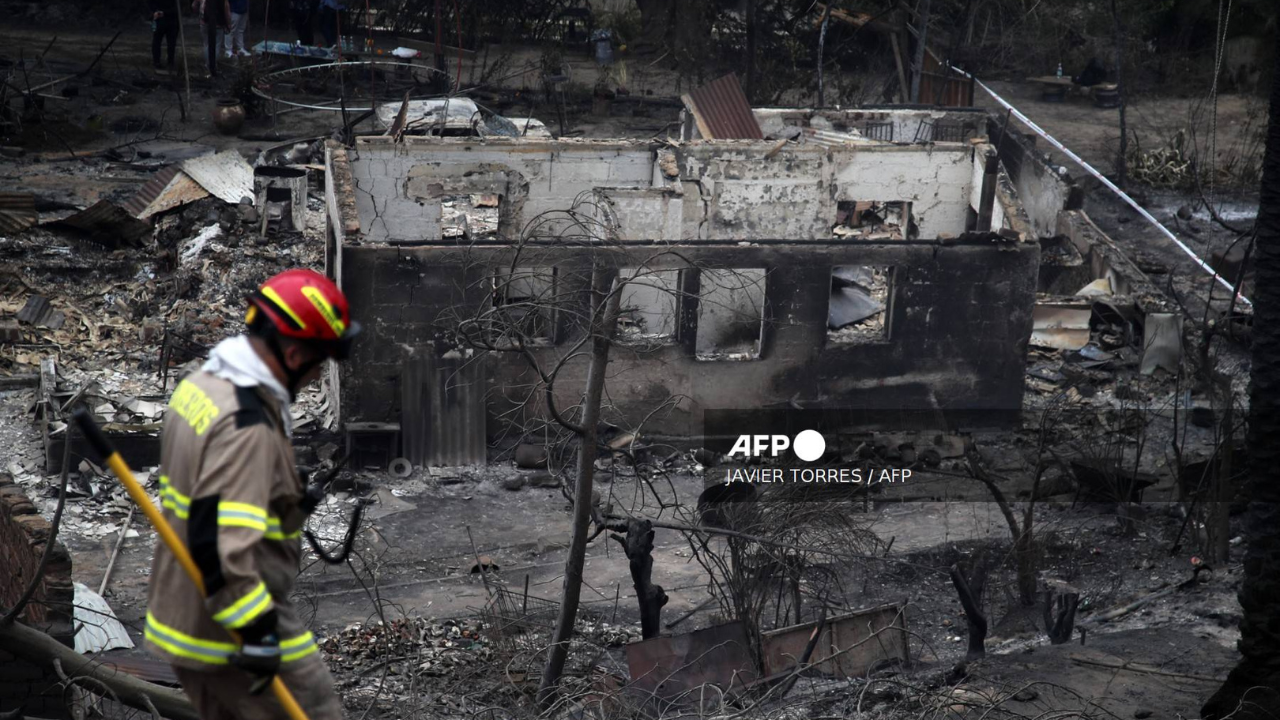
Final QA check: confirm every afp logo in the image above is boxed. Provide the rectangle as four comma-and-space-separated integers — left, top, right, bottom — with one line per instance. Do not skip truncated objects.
727, 429, 826, 462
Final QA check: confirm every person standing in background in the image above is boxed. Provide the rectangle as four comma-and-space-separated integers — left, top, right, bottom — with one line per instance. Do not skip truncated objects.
317, 0, 343, 48
290, 0, 317, 46
196, 0, 230, 77
224, 0, 250, 57
150, 0, 179, 72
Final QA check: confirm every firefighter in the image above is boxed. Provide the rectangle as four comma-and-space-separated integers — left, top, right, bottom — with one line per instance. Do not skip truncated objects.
145, 269, 359, 720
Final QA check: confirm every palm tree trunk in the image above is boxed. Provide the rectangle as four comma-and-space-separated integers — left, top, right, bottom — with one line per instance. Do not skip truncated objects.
1201, 50, 1280, 720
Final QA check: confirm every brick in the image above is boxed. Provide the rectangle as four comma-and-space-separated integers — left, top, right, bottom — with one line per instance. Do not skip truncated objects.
0, 486, 35, 516
45, 555, 72, 576
13, 514, 50, 540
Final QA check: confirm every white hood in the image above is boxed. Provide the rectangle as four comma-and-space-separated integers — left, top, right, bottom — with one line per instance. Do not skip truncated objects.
202, 335, 293, 437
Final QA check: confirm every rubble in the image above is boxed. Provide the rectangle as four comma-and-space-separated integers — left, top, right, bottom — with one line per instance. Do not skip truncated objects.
318, 614, 637, 712
0, 133, 338, 553
0, 18, 1263, 720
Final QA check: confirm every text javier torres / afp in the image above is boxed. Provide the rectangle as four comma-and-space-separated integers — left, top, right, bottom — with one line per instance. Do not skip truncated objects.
722, 467, 912, 484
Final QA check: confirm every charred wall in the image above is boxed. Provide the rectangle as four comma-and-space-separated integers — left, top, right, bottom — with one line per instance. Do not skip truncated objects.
344, 137, 978, 243
337, 239, 1039, 440
987, 117, 1084, 237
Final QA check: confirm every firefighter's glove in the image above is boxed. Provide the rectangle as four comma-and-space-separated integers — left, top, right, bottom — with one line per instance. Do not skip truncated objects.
299, 478, 326, 514
231, 611, 281, 695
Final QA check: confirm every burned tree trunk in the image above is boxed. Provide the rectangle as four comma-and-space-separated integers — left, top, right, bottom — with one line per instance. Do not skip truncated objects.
908, 0, 932, 103
744, 0, 758, 102
966, 452, 1038, 606
1202, 49, 1280, 720
1110, 0, 1128, 189
949, 561, 988, 661
1013, 531, 1038, 608
816, 3, 832, 107
537, 266, 622, 710
1043, 591, 1079, 645
0, 621, 197, 720
634, 0, 677, 49
611, 518, 668, 639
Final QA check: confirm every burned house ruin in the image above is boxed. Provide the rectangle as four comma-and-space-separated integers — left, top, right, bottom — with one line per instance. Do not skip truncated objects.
323, 106, 1176, 460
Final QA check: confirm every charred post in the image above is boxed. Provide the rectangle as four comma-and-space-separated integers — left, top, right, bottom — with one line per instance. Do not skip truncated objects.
610, 517, 668, 639
949, 561, 989, 661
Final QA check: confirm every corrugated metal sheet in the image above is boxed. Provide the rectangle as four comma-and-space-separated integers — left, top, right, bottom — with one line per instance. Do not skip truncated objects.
17, 295, 65, 329
402, 353, 487, 466
683, 74, 763, 140
0, 193, 38, 233
626, 621, 758, 700
47, 199, 151, 247
73, 582, 135, 654
182, 150, 254, 204
123, 165, 210, 219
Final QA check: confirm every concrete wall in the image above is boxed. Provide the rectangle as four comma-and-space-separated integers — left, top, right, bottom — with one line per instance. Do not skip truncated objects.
337, 239, 1040, 439
989, 118, 1081, 237
596, 186, 684, 241
963, 142, 1036, 238
345, 137, 977, 243
324, 142, 365, 428
0, 473, 74, 718
680, 142, 974, 239
348, 139, 659, 243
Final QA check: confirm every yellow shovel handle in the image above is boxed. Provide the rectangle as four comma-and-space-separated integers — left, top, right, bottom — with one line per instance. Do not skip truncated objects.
74, 409, 311, 720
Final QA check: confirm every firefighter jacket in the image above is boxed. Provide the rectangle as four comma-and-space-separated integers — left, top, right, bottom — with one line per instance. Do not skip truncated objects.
144, 371, 319, 671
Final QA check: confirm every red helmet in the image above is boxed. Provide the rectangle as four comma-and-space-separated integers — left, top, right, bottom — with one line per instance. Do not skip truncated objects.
246, 269, 360, 359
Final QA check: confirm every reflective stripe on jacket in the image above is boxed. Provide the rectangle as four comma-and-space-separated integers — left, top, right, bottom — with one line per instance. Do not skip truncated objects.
145, 371, 317, 671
